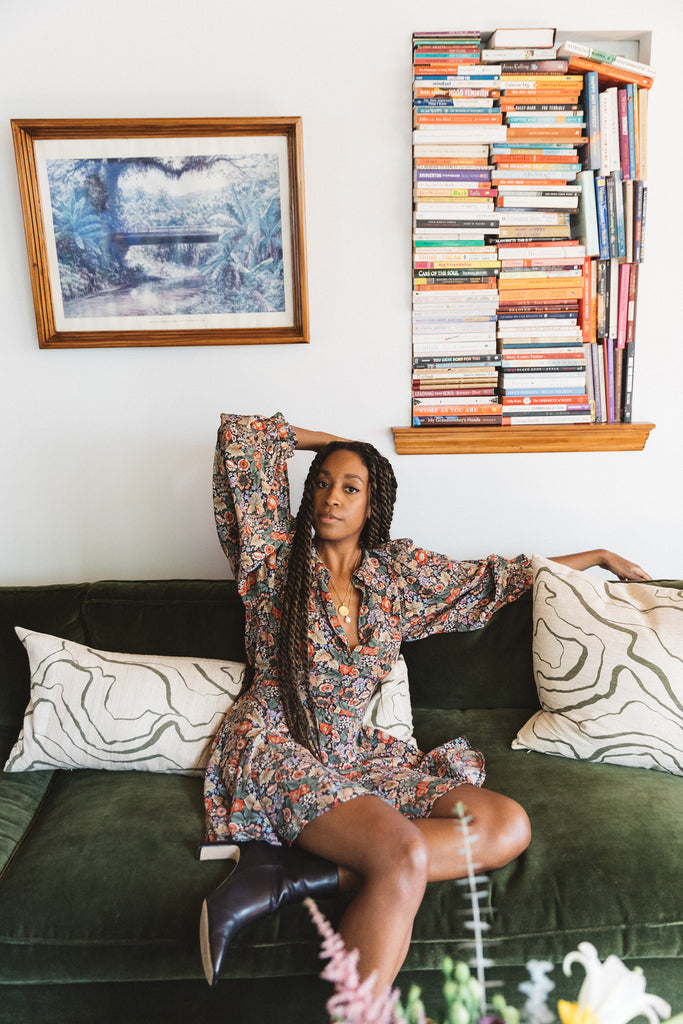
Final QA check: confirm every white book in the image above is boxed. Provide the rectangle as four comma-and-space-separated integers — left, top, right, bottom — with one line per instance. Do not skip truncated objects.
497, 185, 581, 192
413, 128, 508, 143
481, 47, 558, 61
497, 211, 570, 225
413, 145, 490, 157
492, 170, 578, 180
556, 41, 655, 78
599, 88, 620, 175
414, 78, 502, 89
496, 246, 585, 259
498, 197, 580, 207
414, 333, 497, 346
576, 169, 599, 258
486, 27, 556, 48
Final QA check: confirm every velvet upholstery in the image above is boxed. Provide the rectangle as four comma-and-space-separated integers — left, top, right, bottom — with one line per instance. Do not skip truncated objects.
1, 580, 681, 1024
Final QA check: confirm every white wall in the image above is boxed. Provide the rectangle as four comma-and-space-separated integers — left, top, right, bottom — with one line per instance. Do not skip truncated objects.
1, 0, 681, 584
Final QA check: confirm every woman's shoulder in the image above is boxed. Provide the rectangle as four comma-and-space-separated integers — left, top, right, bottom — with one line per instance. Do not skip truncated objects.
363, 539, 421, 572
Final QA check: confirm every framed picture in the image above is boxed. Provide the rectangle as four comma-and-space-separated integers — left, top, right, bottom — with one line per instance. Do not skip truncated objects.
12, 117, 309, 348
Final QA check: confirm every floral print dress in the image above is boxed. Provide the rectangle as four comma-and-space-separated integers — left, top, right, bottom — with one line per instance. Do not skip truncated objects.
203, 413, 532, 847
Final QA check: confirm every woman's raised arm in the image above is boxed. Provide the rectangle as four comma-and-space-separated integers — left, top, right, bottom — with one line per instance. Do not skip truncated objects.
291, 426, 351, 452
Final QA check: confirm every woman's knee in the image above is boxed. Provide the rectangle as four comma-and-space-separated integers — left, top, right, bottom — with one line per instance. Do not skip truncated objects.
432, 786, 531, 869
381, 826, 429, 905
480, 792, 531, 868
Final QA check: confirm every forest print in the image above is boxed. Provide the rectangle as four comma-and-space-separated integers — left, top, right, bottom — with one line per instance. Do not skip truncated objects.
45, 153, 285, 319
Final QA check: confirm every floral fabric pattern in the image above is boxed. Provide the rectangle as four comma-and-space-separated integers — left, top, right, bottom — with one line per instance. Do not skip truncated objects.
204, 413, 532, 846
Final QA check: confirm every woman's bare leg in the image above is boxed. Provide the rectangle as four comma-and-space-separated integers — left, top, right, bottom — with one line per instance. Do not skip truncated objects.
296, 794, 429, 994
414, 784, 531, 881
296, 786, 530, 993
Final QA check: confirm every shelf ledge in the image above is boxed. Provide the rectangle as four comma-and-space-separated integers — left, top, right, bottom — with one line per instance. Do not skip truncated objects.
392, 423, 655, 455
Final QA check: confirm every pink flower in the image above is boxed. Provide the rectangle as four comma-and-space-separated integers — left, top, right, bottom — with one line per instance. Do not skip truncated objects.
305, 898, 402, 1024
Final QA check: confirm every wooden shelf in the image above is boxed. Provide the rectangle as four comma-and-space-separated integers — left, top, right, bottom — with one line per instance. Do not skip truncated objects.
392, 423, 655, 455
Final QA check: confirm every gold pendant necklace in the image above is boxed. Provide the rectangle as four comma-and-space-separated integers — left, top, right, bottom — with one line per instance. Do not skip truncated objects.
329, 553, 361, 624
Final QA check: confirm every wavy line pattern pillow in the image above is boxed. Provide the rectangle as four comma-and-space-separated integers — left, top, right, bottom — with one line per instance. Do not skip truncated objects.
4, 628, 246, 774
4, 630, 415, 774
512, 556, 683, 774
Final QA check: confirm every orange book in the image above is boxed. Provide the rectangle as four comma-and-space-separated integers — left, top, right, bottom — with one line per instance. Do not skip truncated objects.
500, 74, 584, 85
566, 55, 653, 89
500, 91, 582, 101
500, 101, 581, 110
580, 257, 593, 345
499, 276, 584, 288
506, 126, 586, 139
499, 287, 585, 301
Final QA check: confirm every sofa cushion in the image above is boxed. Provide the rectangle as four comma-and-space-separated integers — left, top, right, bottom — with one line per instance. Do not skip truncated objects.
512, 557, 683, 774
4, 629, 246, 774
401, 589, 537, 710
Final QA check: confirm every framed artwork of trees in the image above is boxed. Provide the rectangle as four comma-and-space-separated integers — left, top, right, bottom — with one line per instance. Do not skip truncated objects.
11, 117, 309, 347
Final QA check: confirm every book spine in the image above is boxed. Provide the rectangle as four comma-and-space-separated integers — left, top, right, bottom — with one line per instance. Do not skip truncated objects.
612, 170, 626, 259
626, 85, 636, 180
633, 180, 644, 262
617, 88, 630, 179
583, 71, 601, 171
594, 177, 609, 259
616, 263, 630, 350
639, 185, 648, 262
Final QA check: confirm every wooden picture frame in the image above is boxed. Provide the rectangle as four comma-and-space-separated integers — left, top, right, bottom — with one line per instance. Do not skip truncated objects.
12, 117, 309, 348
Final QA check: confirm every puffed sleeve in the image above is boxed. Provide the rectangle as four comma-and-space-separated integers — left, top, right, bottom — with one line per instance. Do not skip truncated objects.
213, 412, 297, 594
391, 541, 532, 641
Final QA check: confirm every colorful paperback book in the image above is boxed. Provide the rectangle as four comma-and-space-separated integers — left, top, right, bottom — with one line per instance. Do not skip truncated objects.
583, 71, 601, 170
594, 176, 609, 259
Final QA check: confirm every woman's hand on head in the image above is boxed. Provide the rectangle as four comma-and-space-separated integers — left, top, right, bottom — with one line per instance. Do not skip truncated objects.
549, 549, 652, 581
292, 426, 353, 452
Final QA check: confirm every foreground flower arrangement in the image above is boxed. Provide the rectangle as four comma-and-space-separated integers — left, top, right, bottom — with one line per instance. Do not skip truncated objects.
304, 804, 679, 1024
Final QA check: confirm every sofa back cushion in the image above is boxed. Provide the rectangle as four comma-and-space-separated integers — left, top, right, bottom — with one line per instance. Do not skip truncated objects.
0, 584, 88, 764
82, 579, 247, 661
401, 589, 536, 709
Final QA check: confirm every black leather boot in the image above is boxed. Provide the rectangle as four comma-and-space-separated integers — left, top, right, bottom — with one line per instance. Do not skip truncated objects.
199, 841, 339, 986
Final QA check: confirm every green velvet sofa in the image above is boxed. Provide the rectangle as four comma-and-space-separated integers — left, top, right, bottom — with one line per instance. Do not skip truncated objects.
1, 579, 681, 1024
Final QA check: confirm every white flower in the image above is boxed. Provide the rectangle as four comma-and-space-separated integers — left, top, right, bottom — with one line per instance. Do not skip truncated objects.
558, 942, 671, 1024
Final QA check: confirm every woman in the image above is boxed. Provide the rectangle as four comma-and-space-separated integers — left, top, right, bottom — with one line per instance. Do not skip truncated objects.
201, 412, 650, 992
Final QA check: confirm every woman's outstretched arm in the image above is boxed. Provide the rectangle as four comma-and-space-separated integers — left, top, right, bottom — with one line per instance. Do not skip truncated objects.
548, 549, 652, 581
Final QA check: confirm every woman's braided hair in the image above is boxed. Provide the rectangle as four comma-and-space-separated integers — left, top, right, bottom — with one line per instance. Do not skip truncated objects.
277, 441, 398, 756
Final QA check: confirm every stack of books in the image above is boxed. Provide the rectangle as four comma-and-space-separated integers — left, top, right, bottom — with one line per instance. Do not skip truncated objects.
410, 28, 653, 429
560, 41, 654, 422
489, 52, 590, 422
412, 31, 503, 426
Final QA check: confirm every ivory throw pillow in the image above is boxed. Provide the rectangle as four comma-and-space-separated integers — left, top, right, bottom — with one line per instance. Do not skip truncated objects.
512, 556, 683, 774
364, 655, 415, 746
4, 630, 414, 773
